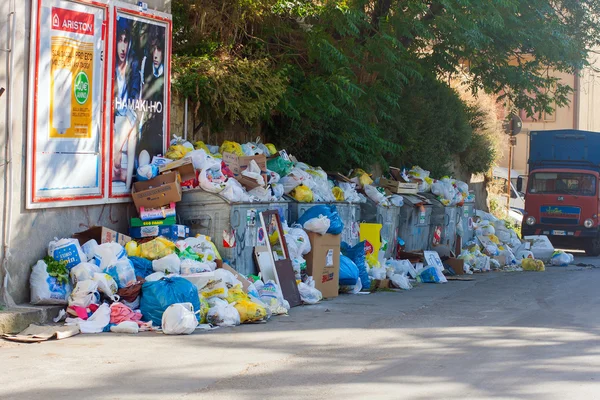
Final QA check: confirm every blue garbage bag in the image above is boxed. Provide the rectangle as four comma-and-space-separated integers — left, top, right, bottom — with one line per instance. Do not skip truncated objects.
130, 256, 154, 278
339, 254, 359, 286
341, 241, 370, 289
140, 277, 201, 326
297, 205, 344, 235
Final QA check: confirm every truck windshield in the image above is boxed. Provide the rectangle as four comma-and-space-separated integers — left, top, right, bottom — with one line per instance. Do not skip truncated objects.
529, 172, 597, 196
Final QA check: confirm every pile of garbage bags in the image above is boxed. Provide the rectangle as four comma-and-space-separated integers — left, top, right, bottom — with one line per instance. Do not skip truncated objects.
30, 231, 320, 335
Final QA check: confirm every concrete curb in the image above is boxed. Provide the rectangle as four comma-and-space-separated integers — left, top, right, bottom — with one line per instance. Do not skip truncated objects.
0, 304, 64, 334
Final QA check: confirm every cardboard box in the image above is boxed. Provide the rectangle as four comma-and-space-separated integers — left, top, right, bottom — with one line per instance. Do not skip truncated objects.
444, 257, 465, 275
130, 216, 177, 228
222, 152, 267, 177
73, 226, 131, 247
371, 279, 391, 290
158, 158, 196, 182
132, 172, 182, 210
128, 225, 189, 241
379, 178, 419, 194
305, 232, 341, 299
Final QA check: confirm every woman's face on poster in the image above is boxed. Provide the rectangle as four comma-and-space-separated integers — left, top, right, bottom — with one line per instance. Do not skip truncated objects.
153, 46, 163, 68
117, 34, 129, 64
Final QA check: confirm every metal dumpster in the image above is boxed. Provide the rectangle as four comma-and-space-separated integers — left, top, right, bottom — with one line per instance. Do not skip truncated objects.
441, 205, 459, 250
289, 201, 361, 246
397, 194, 434, 252
460, 202, 476, 244
176, 189, 290, 276
421, 193, 446, 250
360, 199, 401, 258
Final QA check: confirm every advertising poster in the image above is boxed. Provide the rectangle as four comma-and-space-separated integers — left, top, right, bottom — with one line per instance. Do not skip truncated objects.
27, 0, 108, 208
110, 9, 170, 197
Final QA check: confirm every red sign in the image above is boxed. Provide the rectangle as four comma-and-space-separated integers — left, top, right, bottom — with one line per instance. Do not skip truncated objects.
52, 7, 95, 36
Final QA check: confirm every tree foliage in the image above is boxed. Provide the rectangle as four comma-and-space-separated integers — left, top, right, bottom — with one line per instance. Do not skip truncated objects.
172, 0, 600, 173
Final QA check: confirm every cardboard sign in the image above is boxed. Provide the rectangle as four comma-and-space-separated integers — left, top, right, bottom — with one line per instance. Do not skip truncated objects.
424, 250, 444, 270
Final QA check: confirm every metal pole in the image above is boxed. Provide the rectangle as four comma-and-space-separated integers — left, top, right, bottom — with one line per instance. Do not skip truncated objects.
184, 97, 188, 141
506, 137, 513, 213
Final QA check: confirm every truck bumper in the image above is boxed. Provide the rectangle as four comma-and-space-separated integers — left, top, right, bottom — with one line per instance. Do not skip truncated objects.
522, 225, 598, 238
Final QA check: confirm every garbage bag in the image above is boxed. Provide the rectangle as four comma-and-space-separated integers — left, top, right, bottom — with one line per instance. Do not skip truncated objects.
417, 266, 447, 283
103, 258, 136, 289
152, 253, 181, 275
219, 140, 244, 156
265, 143, 278, 155
66, 303, 111, 334
350, 168, 373, 187
165, 144, 191, 160
199, 165, 227, 193
48, 238, 87, 270
267, 156, 294, 177
130, 256, 154, 278
551, 251, 574, 266
339, 255, 359, 286
30, 259, 72, 305
70, 262, 100, 286
137, 164, 159, 181
145, 272, 166, 282
297, 205, 344, 235
110, 321, 140, 334
162, 303, 199, 335
332, 187, 345, 201
221, 178, 252, 203
364, 185, 389, 206
341, 241, 370, 290
291, 184, 314, 202
287, 227, 311, 256
522, 258, 545, 271
207, 302, 241, 326
303, 216, 330, 235
226, 285, 251, 304
180, 259, 213, 275
81, 239, 99, 261
389, 273, 412, 290
386, 259, 417, 279
92, 273, 118, 298
126, 241, 141, 257
140, 237, 175, 260
93, 242, 127, 269
140, 277, 201, 327
193, 140, 210, 152
68, 280, 100, 308
258, 280, 290, 315
185, 148, 220, 171
234, 299, 268, 323
298, 277, 322, 304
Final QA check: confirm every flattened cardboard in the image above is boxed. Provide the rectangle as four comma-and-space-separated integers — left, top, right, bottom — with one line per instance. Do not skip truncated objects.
158, 158, 196, 182
222, 152, 267, 177
305, 232, 341, 299
73, 226, 132, 246
132, 172, 182, 210
2, 324, 80, 343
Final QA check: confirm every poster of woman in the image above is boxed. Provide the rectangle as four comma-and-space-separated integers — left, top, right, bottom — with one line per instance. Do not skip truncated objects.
111, 11, 169, 196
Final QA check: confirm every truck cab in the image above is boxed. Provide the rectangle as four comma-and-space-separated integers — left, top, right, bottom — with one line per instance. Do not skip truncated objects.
522, 130, 600, 255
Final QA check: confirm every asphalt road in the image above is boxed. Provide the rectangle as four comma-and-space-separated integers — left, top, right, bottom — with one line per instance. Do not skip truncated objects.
2, 254, 600, 400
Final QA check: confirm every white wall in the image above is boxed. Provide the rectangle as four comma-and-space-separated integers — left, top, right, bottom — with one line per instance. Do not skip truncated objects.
0, 0, 171, 305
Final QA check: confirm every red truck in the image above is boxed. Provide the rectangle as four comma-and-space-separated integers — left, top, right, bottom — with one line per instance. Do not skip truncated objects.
521, 130, 600, 256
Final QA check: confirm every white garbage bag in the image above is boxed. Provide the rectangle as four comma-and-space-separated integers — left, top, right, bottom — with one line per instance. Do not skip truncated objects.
94, 242, 127, 270
152, 253, 181, 274
110, 321, 140, 334
68, 279, 100, 308
70, 262, 100, 286
389, 273, 412, 290
103, 258, 136, 289
48, 238, 87, 269
162, 303, 199, 334
66, 303, 110, 334
298, 277, 323, 304
92, 273, 118, 298
30, 259, 72, 305
303, 215, 331, 235
207, 302, 241, 327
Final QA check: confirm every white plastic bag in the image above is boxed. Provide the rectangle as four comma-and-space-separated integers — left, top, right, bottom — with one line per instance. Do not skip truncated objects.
92, 273, 118, 297
30, 260, 72, 305
259, 280, 290, 315
162, 303, 199, 334
207, 302, 241, 327
303, 215, 331, 235
551, 251, 574, 266
70, 262, 100, 286
48, 238, 87, 269
180, 259, 213, 275
214, 268, 242, 287
241, 160, 266, 186
68, 280, 100, 307
200, 165, 227, 193
221, 178, 252, 203
297, 278, 322, 304
94, 242, 127, 270
288, 227, 311, 255
152, 253, 181, 274
364, 185, 389, 206
103, 258, 136, 289
185, 149, 219, 170
81, 239, 99, 261
389, 273, 412, 290
145, 271, 166, 282
386, 259, 417, 278
369, 267, 387, 280
110, 321, 140, 334
390, 195, 404, 207
481, 225, 496, 236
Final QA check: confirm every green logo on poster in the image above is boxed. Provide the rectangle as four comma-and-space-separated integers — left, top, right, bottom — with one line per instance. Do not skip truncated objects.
74, 72, 90, 105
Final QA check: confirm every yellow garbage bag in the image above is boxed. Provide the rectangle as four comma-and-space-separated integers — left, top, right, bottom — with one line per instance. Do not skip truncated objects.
125, 241, 141, 257
351, 168, 373, 187
199, 297, 210, 324
226, 285, 251, 304
488, 234, 500, 244
366, 252, 380, 269
291, 184, 313, 202
165, 144, 190, 160
194, 140, 210, 153
522, 258, 545, 272
219, 140, 244, 156
140, 237, 175, 260
332, 187, 345, 201
265, 143, 278, 155
234, 299, 268, 323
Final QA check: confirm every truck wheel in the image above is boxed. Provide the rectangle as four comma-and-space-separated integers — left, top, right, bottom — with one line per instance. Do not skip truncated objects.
585, 237, 600, 257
